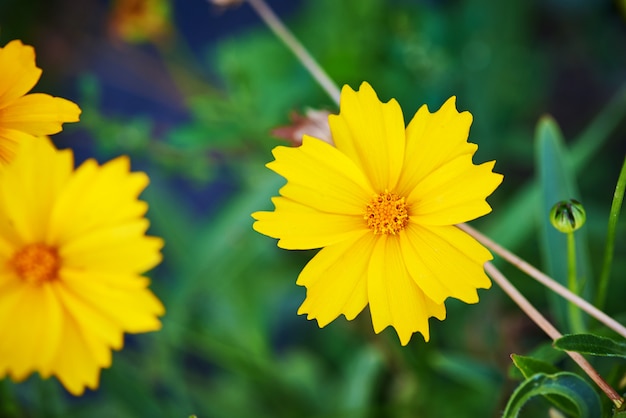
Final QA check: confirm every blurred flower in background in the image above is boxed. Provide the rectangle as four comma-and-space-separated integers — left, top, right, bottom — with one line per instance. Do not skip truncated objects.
209, 0, 243, 8
0, 137, 164, 395
272, 108, 332, 146
0, 40, 80, 162
108, 0, 172, 44
253, 82, 503, 345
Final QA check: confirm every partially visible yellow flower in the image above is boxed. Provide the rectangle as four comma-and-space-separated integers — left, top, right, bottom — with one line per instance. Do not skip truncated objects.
0, 137, 164, 395
253, 82, 503, 345
109, 0, 172, 44
0, 40, 81, 162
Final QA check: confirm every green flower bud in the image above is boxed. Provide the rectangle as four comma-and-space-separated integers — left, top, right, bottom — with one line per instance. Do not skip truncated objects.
550, 199, 586, 233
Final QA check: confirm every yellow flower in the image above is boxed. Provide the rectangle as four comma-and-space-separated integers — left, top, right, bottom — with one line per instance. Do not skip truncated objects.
253, 82, 503, 345
0, 137, 164, 395
0, 40, 81, 162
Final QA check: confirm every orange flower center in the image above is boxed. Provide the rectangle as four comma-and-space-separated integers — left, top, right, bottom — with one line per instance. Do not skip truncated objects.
11, 243, 60, 284
365, 191, 409, 235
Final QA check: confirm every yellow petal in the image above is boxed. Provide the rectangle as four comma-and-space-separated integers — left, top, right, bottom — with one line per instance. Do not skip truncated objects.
396, 96, 477, 197
0, 127, 31, 163
53, 281, 123, 353
367, 235, 446, 345
48, 312, 103, 396
408, 155, 503, 225
0, 40, 41, 106
296, 232, 374, 327
0, 281, 32, 380
60, 268, 164, 333
0, 283, 64, 381
400, 223, 492, 304
252, 196, 368, 250
0, 93, 81, 136
329, 82, 406, 191
1, 284, 64, 379
61, 219, 163, 273
267, 136, 373, 215
0, 239, 17, 275
48, 156, 150, 245
0, 137, 73, 244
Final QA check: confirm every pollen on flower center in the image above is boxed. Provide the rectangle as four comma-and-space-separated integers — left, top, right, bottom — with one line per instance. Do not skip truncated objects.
11, 243, 61, 284
364, 191, 409, 235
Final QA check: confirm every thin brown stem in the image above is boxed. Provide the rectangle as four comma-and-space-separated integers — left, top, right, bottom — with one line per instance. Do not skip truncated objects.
458, 223, 626, 339
245, 0, 341, 105
485, 262, 624, 408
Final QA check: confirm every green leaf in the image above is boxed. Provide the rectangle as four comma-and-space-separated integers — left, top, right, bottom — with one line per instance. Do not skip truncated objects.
507, 343, 567, 379
535, 116, 593, 333
511, 354, 560, 379
503, 372, 603, 418
510, 355, 578, 415
554, 334, 626, 358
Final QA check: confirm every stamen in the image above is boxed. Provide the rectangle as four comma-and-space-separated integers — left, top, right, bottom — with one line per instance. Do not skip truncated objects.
11, 243, 60, 284
365, 190, 409, 235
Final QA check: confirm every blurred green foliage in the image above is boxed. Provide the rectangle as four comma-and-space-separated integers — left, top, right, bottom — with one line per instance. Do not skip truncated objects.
1, 0, 626, 416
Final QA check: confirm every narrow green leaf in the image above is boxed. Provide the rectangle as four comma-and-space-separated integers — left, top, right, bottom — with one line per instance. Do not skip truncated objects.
503, 372, 603, 418
554, 334, 626, 358
535, 116, 593, 332
596, 155, 626, 310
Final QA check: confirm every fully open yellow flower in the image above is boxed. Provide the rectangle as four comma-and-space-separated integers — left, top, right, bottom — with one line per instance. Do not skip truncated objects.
0, 137, 164, 395
0, 40, 81, 162
253, 82, 503, 345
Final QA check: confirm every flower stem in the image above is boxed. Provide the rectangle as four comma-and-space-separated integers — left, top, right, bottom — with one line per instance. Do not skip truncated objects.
485, 262, 624, 408
566, 232, 585, 333
245, 0, 341, 105
596, 155, 626, 310
457, 223, 626, 339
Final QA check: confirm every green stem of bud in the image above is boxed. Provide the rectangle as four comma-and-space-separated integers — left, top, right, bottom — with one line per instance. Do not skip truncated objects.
566, 232, 585, 333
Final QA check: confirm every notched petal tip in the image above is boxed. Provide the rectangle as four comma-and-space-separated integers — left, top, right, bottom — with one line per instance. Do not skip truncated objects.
398, 329, 418, 346
296, 303, 331, 328
340, 83, 358, 96
341, 81, 393, 107
356, 81, 376, 96
374, 324, 427, 346
444, 95, 458, 106
440, 95, 473, 121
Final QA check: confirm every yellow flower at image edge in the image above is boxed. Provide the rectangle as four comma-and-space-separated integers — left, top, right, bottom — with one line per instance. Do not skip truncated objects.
253, 82, 503, 345
0, 138, 164, 395
0, 39, 80, 161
